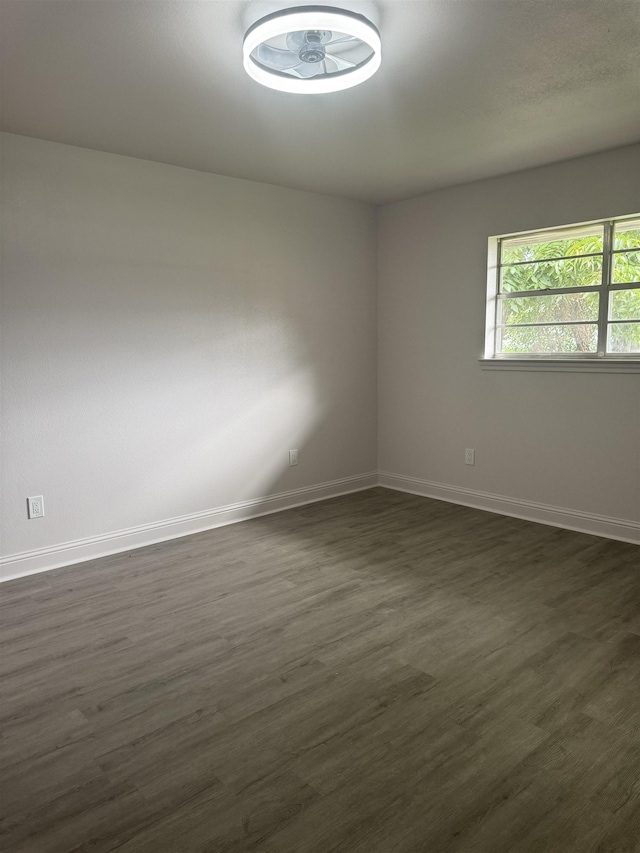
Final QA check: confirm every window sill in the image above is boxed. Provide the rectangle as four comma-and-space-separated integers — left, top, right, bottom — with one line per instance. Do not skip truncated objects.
479, 358, 640, 374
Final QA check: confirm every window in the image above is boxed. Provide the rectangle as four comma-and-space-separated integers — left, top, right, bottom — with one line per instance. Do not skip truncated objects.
485, 215, 640, 360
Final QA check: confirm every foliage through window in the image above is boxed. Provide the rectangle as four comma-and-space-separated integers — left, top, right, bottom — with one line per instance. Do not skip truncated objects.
486, 216, 640, 359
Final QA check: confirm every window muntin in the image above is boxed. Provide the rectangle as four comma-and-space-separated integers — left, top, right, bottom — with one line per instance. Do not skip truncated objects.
488, 216, 640, 359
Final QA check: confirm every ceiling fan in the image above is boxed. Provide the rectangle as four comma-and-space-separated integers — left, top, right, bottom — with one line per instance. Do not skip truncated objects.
243, 6, 382, 94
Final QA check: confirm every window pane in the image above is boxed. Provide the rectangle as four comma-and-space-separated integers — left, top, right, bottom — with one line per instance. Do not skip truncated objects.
500, 256, 602, 293
610, 289, 640, 321
500, 292, 599, 325
501, 224, 603, 264
608, 323, 640, 354
614, 218, 640, 250
612, 250, 640, 284
500, 325, 598, 354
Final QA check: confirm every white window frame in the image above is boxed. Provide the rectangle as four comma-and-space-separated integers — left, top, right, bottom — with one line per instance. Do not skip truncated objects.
483, 215, 640, 370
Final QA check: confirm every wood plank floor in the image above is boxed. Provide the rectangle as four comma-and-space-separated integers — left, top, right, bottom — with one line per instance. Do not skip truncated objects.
1, 487, 639, 852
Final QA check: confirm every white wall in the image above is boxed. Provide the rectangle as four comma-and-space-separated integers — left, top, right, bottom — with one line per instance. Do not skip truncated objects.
378, 145, 640, 541
0, 133, 377, 574
2, 136, 638, 580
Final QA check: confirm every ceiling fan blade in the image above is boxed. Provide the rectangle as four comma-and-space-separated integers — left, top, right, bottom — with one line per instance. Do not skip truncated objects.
292, 61, 323, 78
325, 53, 356, 71
256, 43, 300, 69
326, 36, 356, 46
286, 31, 306, 51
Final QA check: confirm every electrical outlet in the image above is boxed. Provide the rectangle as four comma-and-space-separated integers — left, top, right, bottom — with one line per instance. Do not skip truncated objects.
465, 448, 475, 466
289, 449, 299, 467
27, 495, 45, 519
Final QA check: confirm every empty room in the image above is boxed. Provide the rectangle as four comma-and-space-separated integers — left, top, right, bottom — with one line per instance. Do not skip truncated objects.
1, 1, 640, 850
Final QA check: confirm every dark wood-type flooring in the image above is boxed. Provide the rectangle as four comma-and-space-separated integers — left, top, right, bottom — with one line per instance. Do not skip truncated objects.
1, 487, 640, 852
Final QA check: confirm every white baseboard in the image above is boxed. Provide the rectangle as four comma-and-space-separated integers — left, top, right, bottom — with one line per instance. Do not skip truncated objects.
3, 470, 636, 583
379, 471, 640, 546
0, 473, 378, 583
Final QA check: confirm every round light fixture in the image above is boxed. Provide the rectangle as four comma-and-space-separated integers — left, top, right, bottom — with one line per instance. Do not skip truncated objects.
243, 6, 381, 94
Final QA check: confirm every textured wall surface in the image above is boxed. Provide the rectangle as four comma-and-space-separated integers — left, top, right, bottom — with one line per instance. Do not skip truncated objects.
378, 144, 640, 526
0, 133, 377, 557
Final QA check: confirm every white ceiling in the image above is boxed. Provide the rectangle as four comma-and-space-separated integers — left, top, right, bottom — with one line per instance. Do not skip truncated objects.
2, 0, 639, 203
